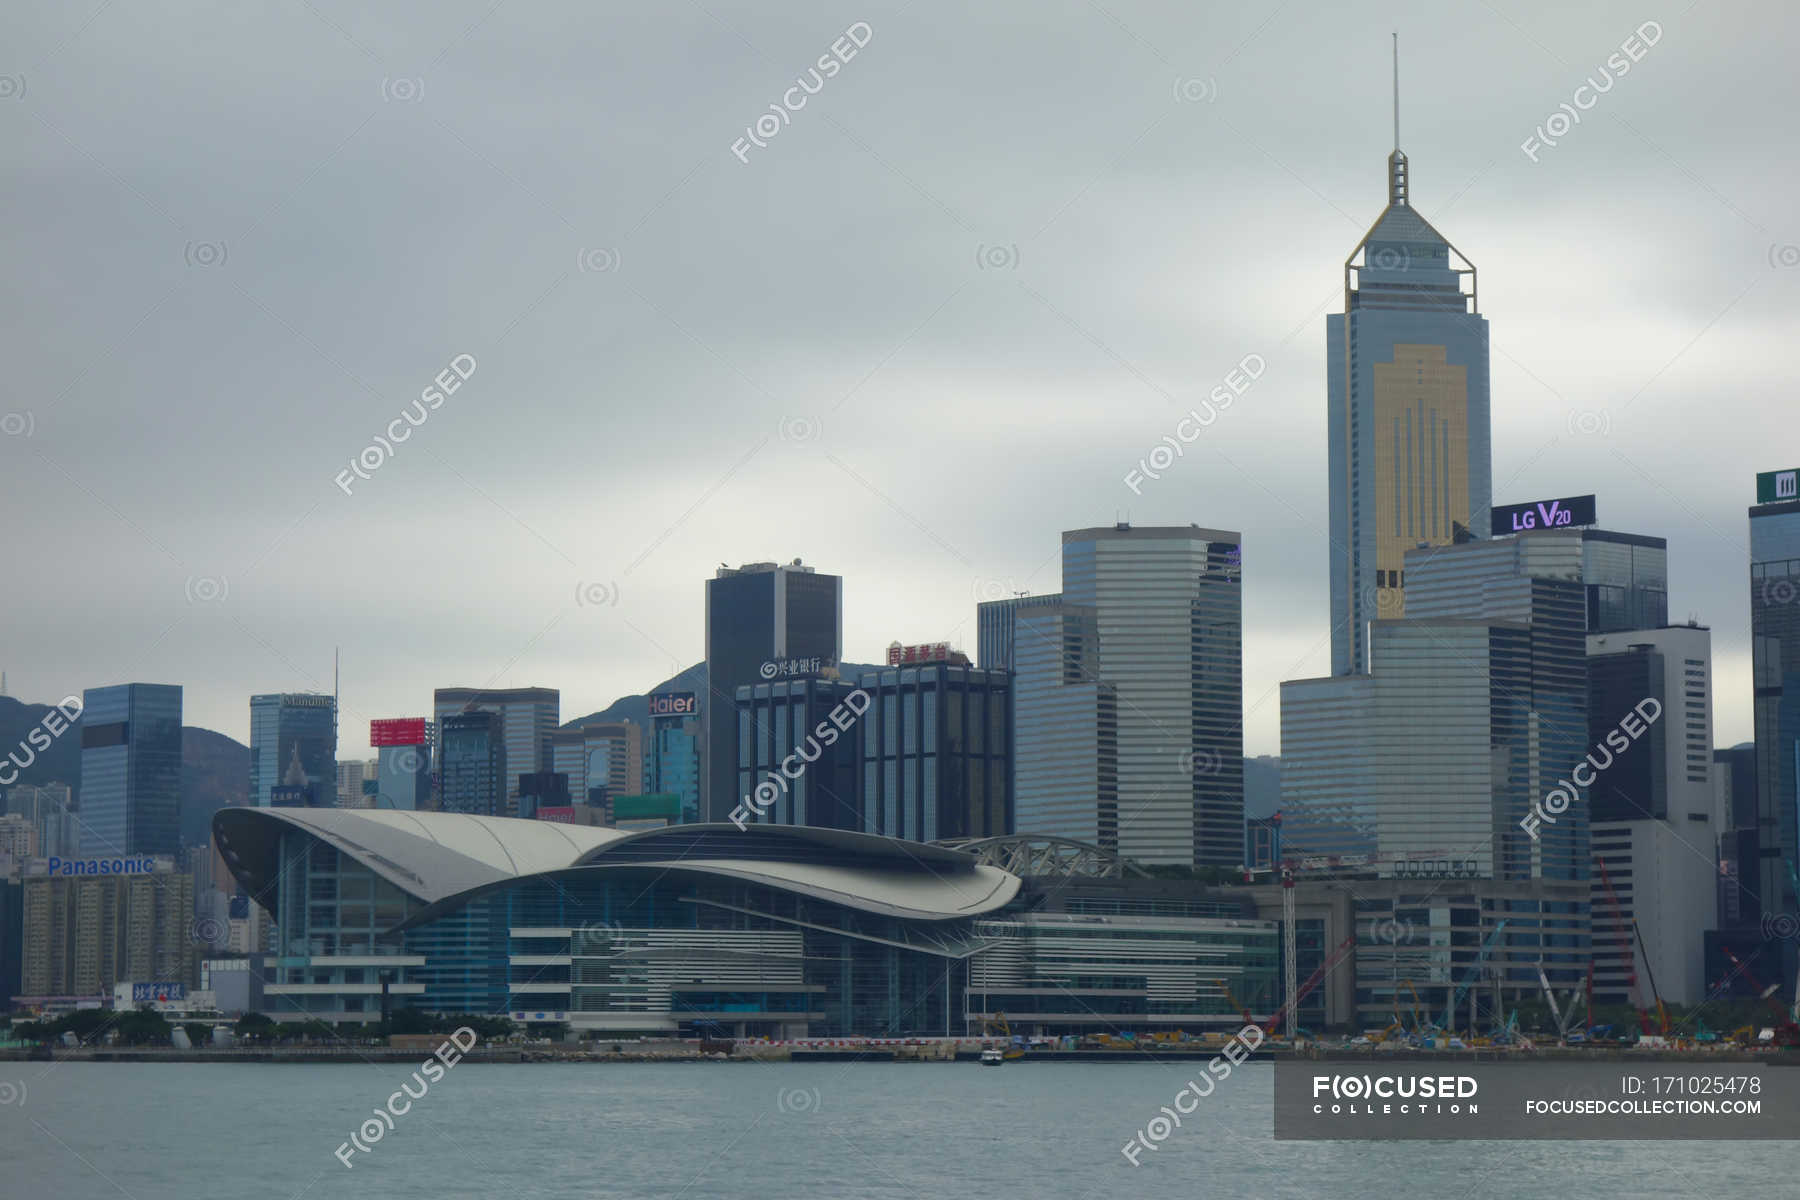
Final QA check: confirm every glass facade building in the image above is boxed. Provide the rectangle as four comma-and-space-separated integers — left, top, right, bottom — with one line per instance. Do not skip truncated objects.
1750, 493, 1800, 920
643, 718, 702, 824
439, 711, 506, 816
1328, 138, 1490, 676
374, 744, 431, 811
1582, 531, 1669, 633
704, 561, 842, 820
976, 592, 1065, 671
79, 683, 182, 856
433, 688, 559, 811
1061, 524, 1243, 867
1282, 531, 1595, 884
214, 808, 1281, 1036
1009, 602, 1118, 850
249, 693, 336, 809
855, 662, 1012, 842
734, 679, 862, 828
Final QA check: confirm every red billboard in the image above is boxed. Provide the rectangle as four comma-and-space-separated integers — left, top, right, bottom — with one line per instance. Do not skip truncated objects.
536, 807, 577, 824
370, 717, 428, 747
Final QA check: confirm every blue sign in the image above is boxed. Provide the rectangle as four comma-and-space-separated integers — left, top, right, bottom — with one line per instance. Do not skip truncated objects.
47, 855, 158, 877
132, 982, 186, 1004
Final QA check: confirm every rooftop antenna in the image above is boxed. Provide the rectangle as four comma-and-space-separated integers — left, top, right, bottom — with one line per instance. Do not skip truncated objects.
1388, 31, 1408, 207
1392, 31, 1400, 152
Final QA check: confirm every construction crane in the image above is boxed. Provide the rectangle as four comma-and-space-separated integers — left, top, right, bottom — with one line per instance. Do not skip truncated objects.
1786, 860, 1800, 1021
1403, 979, 1426, 1033
1441, 920, 1508, 1036
1594, 855, 1656, 1036
1720, 948, 1800, 1047
1267, 932, 1356, 1035
1535, 961, 1582, 1041
1215, 978, 1255, 1027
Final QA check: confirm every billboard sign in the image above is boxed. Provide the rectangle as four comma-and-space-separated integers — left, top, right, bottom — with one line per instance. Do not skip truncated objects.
132, 982, 187, 1005
45, 855, 159, 877
647, 692, 698, 718
370, 717, 429, 747
757, 656, 831, 680
886, 642, 957, 666
536, 806, 576, 824
1491, 494, 1597, 536
1757, 468, 1800, 504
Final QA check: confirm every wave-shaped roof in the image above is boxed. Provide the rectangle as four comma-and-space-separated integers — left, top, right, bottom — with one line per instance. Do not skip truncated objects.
212, 808, 1019, 925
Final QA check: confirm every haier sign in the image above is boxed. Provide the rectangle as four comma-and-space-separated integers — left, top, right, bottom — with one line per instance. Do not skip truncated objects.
648, 692, 698, 718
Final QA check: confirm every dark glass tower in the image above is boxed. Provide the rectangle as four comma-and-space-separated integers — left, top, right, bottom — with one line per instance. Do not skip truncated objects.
704, 560, 841, 820
249, 693, 337, 808
79, 683, 182, 856
1328, 112, 1491, 675
1750, 484, 1800, 921
856, 660, 1012, 841
439, 711, 507, 816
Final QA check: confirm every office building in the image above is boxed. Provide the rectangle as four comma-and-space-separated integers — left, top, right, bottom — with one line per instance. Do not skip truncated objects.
249, 693, 336, 809
643, 692, 702, 824
7, 781, 78, 860
439, 711, 506, 816
0, 877, 21, 1008
337, 759, 377, 808
855, 652, 1012, 842
1061, 524, 1243, 867
1749, 467, 1800, 920
1585, 624, 1715, 1007
704, 560, 842, 820
734, 678, 862, 828
0, 814, 34, 859
1581, 530, 1669, 633
1327, 118, 1490, 676
19, 857, 196, 999
976, 592, 1065, 671
370, 718, 433, 811
433, 688, 560, 811
1010, 601, 1118, 850
515, 772, 571, 820
552, 722, 644, 809
1713, 744, 1757, 926
81, 683, 183, 856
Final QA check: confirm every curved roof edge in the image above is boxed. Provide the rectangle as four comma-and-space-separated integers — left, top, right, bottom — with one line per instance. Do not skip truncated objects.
212, 808, 1019, 927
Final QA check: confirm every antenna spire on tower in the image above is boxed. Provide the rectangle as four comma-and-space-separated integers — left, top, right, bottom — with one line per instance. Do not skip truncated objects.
1387, 31, 1408, 207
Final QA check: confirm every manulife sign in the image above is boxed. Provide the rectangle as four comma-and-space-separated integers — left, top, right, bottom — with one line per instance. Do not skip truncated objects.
1758, 468, 1800, 503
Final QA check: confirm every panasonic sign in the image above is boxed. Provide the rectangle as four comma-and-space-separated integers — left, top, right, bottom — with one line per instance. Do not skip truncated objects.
46, 856, 159, 877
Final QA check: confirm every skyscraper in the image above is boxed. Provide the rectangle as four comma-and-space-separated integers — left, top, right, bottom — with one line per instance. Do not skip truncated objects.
1328, 96, 1490, 675
1750, 466, 1800, 920
704, 560, 842, 820
80, 683, 183, 856
249, 693, 337, 808
1009, 602, 1117, 849
439, 711, 506, 816
1061, 524, 1243, 867
432, 688, 559, 811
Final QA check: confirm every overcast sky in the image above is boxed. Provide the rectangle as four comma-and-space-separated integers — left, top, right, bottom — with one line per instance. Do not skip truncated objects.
4, 0, 1795, 759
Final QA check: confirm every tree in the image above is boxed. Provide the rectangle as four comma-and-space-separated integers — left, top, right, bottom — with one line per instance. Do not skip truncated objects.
183, 1023, 213, 1048
113, 1006, 172, 1046
234, 1012, 276, 1040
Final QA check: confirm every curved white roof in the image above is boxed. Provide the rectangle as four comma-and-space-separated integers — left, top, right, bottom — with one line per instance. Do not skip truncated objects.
213, 808, 1019, 925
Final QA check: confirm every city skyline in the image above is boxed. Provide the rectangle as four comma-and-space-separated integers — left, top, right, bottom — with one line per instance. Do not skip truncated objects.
4, 5, 1793, 767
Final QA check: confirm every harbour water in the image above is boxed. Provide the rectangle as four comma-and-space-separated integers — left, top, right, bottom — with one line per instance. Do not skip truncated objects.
5, 1061, 1780, 1197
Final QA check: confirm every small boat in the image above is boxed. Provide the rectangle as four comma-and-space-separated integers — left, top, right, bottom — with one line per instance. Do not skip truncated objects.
979, 1047, 1006, 1065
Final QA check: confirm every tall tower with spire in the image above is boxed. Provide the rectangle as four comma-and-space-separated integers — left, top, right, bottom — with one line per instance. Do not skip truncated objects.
1327, 35, 1491, 675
